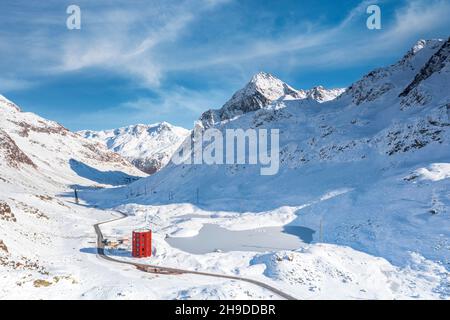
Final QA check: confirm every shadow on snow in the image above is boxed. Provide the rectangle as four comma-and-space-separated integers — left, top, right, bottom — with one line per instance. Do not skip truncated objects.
69, 159, 141, 187
80, 247, 132, 258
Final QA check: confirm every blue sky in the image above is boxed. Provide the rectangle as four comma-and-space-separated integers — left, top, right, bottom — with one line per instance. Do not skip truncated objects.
0, 0, 449, 131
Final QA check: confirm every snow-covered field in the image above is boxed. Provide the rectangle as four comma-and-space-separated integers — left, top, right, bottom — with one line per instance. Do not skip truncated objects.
83, 193, 449, 300
1, 38, 450, 300
0, 196, 280, 300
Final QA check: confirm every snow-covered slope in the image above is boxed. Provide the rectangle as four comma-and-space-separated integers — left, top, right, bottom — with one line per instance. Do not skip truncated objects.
0, 97, 162, 299
0, 98, 265, 300
79, 122, 190, 174
200, 71, 345, 128
344, 39, 445, 106
108, 38, 450, 287
0, 95, 145, 190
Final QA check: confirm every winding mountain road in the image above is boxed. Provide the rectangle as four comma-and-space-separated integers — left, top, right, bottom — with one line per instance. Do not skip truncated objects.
94, 211, 297, 300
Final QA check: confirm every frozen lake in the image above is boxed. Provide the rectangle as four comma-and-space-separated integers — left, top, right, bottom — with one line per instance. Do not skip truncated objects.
166, 224, 315, 254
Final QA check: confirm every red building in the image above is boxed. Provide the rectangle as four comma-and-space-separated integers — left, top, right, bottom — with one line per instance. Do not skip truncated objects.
132, 230, 152, 258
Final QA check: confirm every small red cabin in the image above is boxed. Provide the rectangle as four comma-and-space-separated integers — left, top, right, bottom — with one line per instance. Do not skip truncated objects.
132, 229, 152, 258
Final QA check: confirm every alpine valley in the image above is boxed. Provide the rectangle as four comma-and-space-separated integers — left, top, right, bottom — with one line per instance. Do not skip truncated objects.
1, 38, 449, 299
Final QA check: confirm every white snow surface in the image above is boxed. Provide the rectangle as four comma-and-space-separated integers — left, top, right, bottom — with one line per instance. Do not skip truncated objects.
1, 38, 450, 300
412, 163, 450, 181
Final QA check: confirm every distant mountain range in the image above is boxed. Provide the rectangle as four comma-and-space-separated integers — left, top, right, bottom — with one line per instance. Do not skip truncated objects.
79, 123, 190, 174
0, 94, 144, 190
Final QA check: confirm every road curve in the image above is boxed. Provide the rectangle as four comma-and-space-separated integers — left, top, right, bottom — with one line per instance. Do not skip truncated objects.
94, 211, 297, 300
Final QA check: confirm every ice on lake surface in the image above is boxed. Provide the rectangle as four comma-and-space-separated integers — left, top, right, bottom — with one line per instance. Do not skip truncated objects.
166, 224, 315, 254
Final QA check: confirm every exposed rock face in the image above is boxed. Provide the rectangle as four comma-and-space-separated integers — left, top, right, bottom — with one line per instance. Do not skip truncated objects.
130, 156, 164, 175
0, 129, 36, 169
0, 201, 16, 222
0, 240, 8, 254
10, 120, 70, 138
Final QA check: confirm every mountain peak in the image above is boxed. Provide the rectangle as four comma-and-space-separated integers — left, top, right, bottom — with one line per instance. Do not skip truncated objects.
199, 72, 348, 127
145, 121, 188, 136
307, 86, 346, 103
245, 72, 299, 101
79, 122, 190, 174
400, 37, 450, 98
198, 72, 302, 127
250, 71, 280, 85
344, 38, 446, 105
412, 39, 443, 54
87, 122, 184, 138
155, 121, 174, 131
251, 71, 273, 80
399, 39, 444, 67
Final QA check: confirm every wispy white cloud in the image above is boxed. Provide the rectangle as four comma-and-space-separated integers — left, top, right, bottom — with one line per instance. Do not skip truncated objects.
2, 0, 448, 89
68, 85, 228, 130
378, 0, 450, 44
0, 0, 231, 89
55, 2, 201, 87
0, 77, 34, 92
164, 0, 449, 71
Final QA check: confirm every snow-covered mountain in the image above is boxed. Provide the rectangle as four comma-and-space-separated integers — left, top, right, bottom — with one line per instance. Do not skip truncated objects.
112, 38, 450, 289
79, 122, 190, 174
0, 96, 152, 299
200, 71, 345, 128
0, 95, 145, 190
1, 38, 449, 300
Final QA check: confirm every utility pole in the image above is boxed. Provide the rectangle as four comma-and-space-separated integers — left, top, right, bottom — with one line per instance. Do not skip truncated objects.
319, 218, 323, 242
74, 188, 79, 205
